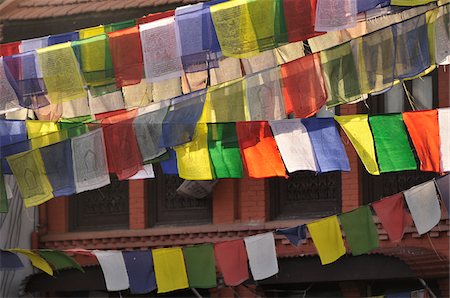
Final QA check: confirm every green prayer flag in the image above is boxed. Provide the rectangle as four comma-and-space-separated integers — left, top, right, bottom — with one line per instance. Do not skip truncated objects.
369, 114, 417, 172
338, 206, 379, 256
104, 19, 136, 33
183, 244, 217, 289
58, 121, 90, 138
0, 166, 8, 213
37, 250, 84, 272
208, 123, 243, 178
274, 0, 288, 45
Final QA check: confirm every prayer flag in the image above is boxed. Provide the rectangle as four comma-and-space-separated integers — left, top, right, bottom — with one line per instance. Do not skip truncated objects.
48, 32, 79, 45
201, 0, 226, 56
391, 0, 435, 5
152, 247, 189, 293
241, 51, 277, 75
283, 0, 324, 42
0, 120, 29, 174
404, 181, 441, 235
435, 5, 450, 65
0, 250, 24, 270
338, 206, 379, 256
435, 174, 450, 216
104, 19, 136, 33
10, 249, 53, 276
0, 58, 20, 114
307, 216, 346, 265
357, 0, 389, 13
214, 240, 249, 286
88, 91, 125, 115
0, 165, 7, 213
160, 149, 178, 175
369, 114, 417, 172
244, 233, 279, 280
275, 225, 307, 246
209, 57, 242, 85
183, 244, 217, 288
26, 120, 66, 149
0, 42, 20, 57
137, 11, 175, 24
93, 250, 130, 292
315, 0, 357, 32
122, 250, 157, 294
438, 108, 450, 172
302, 118, 350, 173
20, 36, 49, 53
37, 250, 83, 272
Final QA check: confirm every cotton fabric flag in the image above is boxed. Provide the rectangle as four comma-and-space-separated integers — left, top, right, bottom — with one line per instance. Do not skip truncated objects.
62, 97, 90, 118
10, 249, 53, 275
104, 19, 136, 33
214, 240, 249, 286
209, 57, 242, 85
160, 149, 179, 174
335, 115, 380, 175
208, 123, 243, 178
37, 250, 83, 272
244, 233, 279, 280
152, 247, 189, 293
174, 123, 214, 180
26, 120, 66, 149
0, 166, 8, 213
404, 181, 441, 235
393, 14, 430, 79
391, 0, 436, 5
182, 70, 208, 94
19, 36, 49, 53
88, 91, 125, 115
133, 103, 169, 163
438, 108, 450, 172
236, 121, 287, 178
357, 0, 389, 12
269, 119, 319, 173
338, 206, 379, 256
140, 17, 183, 82
315, 0, 358, 32
275, 225, 307, 246
39, 140, 75, 197
37, 43, 86, 103
92, 250, 130, 292
108, 26, 143, 88
434, 5, 450, 65
403, 110, 441, 172
183, 244, 217, 288
0, 58, 20, 114
71, 128, 110, 193
274, 42, 305, 65
241, 50, 277, 75
0, 41, 20, 57
245, 67, 286, 121
280, 53, 327, 117
48, 32, 79, 46
283, 0, 324, 42
122, 250, 157, 294
160, 90, 207, 148
369, 114, 417, 173
372, 193, 411, 243
302, 118, 350, 173
0, 120, 28, 174
128, 164, 155, 180
307, 216, 346, 265
6, 150, 54, 208
435, 174, 450, 216
320, 42, 362, 107
0, 250, 24, 270
138, 11, 175, 24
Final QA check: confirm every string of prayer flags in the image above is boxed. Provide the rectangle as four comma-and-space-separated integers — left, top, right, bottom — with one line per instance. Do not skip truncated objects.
183, 244, 217, 288
369, 114, 417, 173
244, 233, 279, 280
245, 67, 286, 121
92, 250, 130, 292
122, 250, 157, 294
0, 250, 24, 270
37, 250, 84, 272
133, 102, 169, 163
269, 119, 319, 173
435, 174, 450, 216
320, 42, 362, 107
207, 123, 243, 178
307, 216, 346, 265
335, 115, 380, 175
48, 32, 79, 46
39, 140, 75, 197
283, 0, 323, 42
140, 16, 183, 82
404, 181, 441, 235
160, 149, 179, 175
71, 128, 110, 193
372, 193, 411, 243
10, 249, 53, 276
160, 90, 206, 147
152, 247, 189, 294
275, 225, 307, 247
0, 58, 20, 114
36, 43, 87, 103
235, 121, 287, 178
315, 0, 357, 32
438, 108, 450, 172
393, 14, 430, 79
6, 149, 54, 208
434, 5, 450, 65
0, 41, 20, 57
403, 110, 441, 172
174, 123, 214, 180
281, 53, 327, 117
214, 240, 249, 286
338, 206, 379, 256
302, 117, 350, 173
107, 26, 143, 88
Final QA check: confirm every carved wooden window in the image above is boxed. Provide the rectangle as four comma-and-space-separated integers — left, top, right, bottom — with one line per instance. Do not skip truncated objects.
69, 176, 129, 231
148, 166, 212, 227
361, 70, 439, 203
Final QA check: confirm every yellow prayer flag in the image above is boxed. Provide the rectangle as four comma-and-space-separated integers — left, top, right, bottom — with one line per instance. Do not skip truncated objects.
79, 25, 105, 39
307, 216, 346, 265
335, 115, 380, 175
390, 0, 435, 5
26, 120, 68, 149
174, 123, 214, 180
9, 249, 53, 276
6, 150, 54, 207
152, 247, 189, 293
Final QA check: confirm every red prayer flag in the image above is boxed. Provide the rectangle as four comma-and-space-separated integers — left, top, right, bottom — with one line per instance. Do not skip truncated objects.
283, 0, 325, 42
214, 240, 249, 286
95, 109, 128, 121
372, 193, 412, 243
236, 121, 287, 178
108, 26, 144, 88
280, 53, 327, 117
0, 41, 21, 57
402, 110, 441, 172
137, 11, 175, 24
